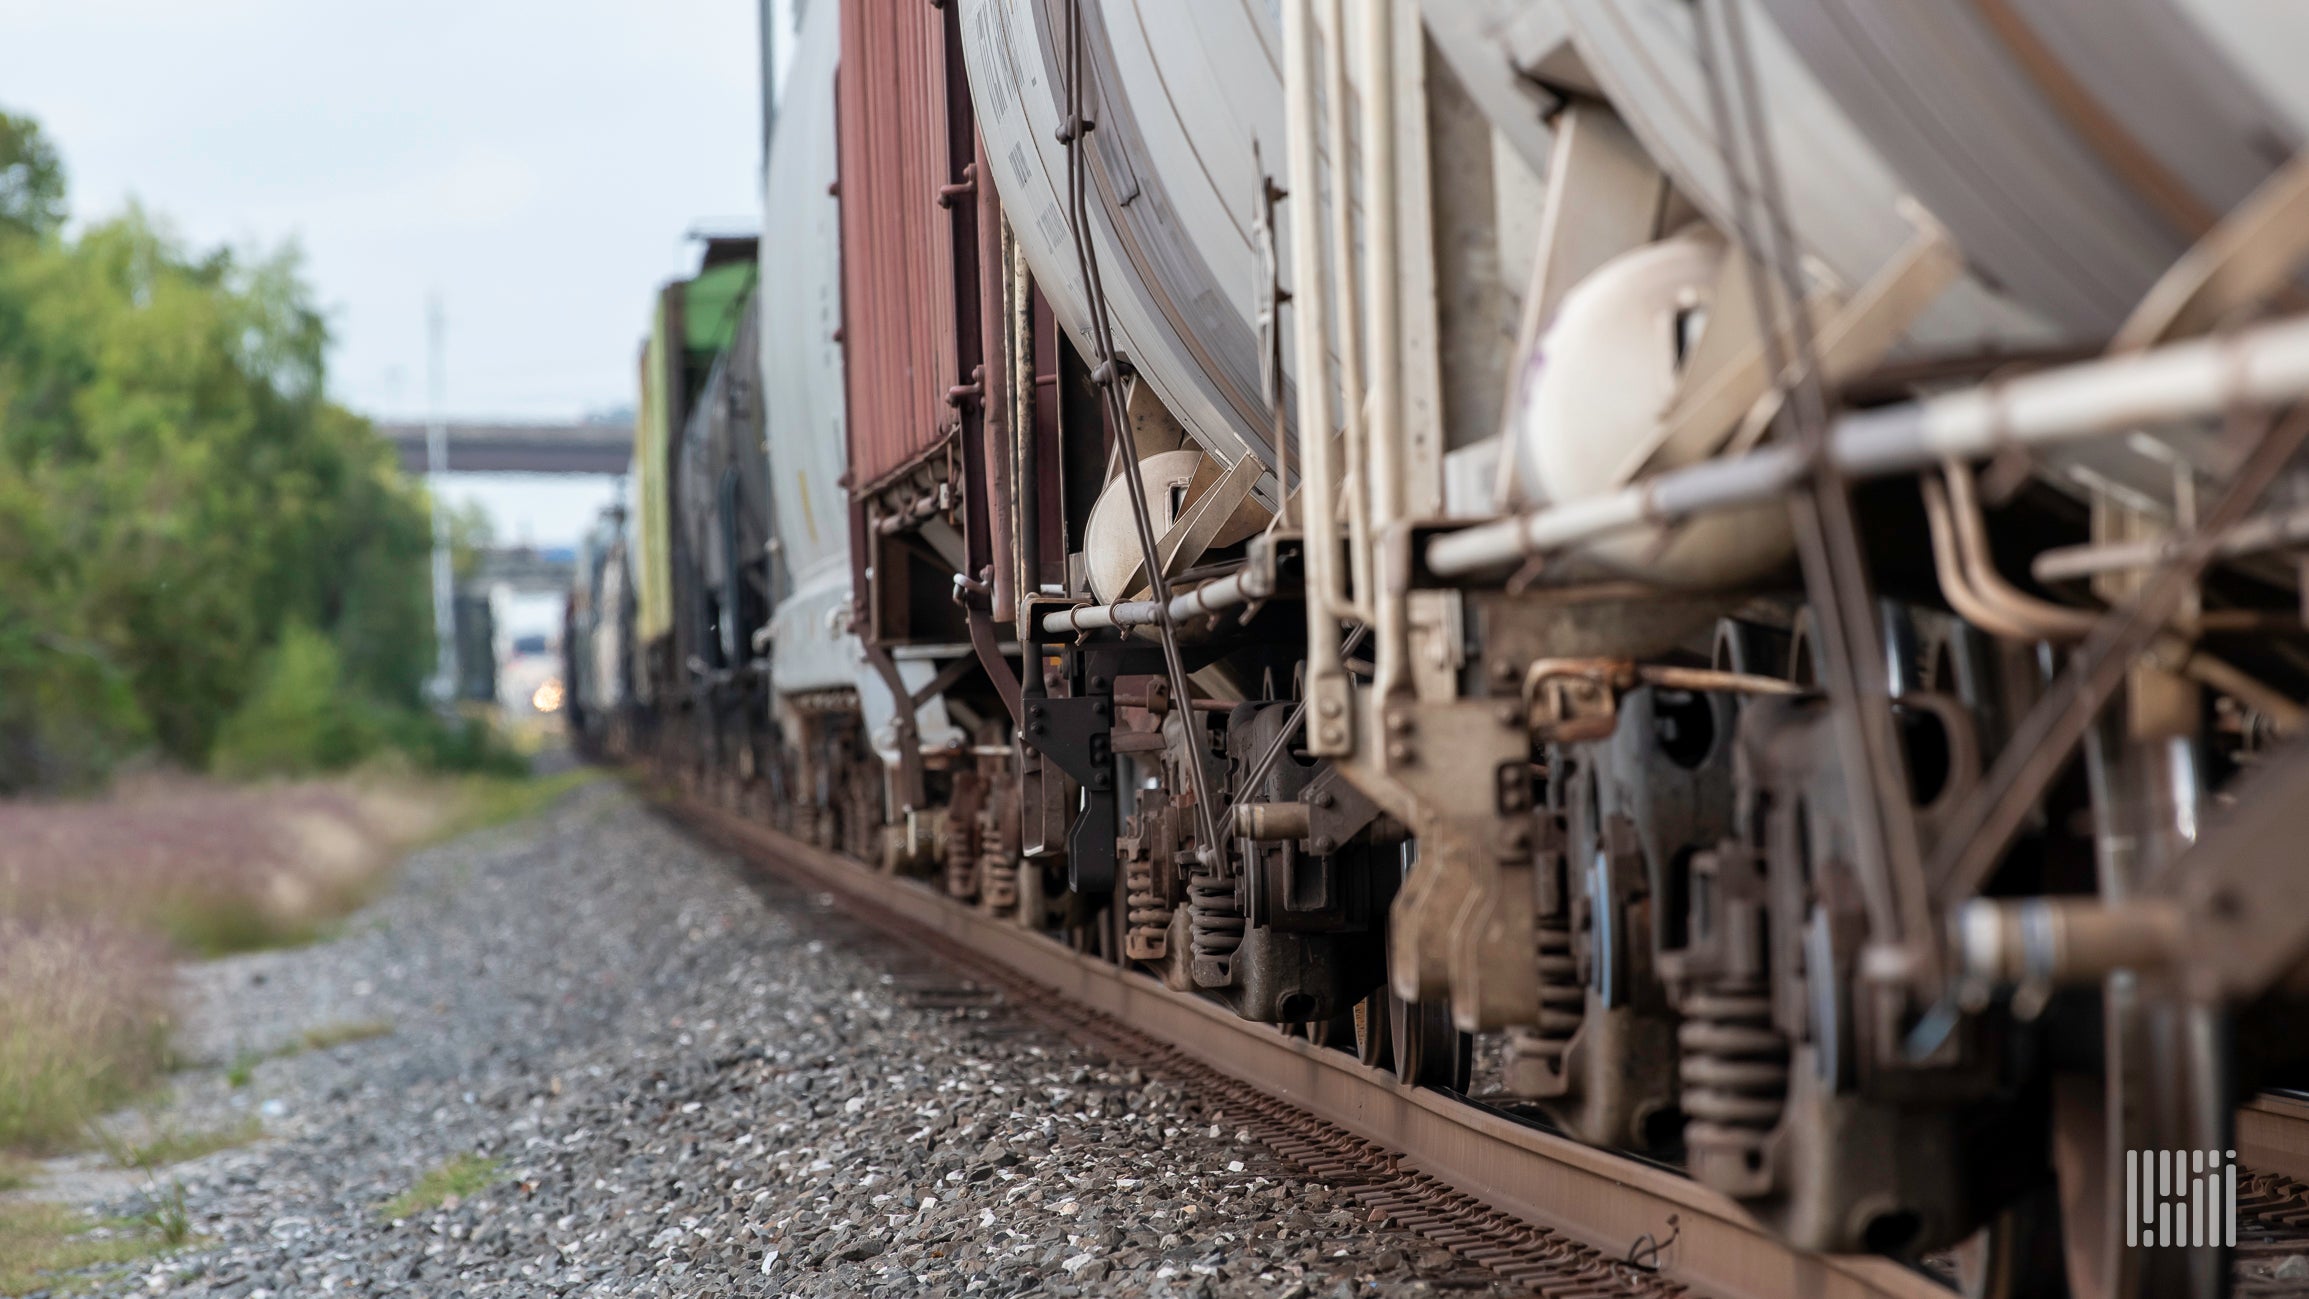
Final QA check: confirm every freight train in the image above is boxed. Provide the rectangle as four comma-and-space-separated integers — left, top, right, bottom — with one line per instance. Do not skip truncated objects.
567, 3, 2309, 1293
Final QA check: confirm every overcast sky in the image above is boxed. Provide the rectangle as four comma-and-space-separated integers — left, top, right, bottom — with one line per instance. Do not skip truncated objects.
0, 0, 766, 425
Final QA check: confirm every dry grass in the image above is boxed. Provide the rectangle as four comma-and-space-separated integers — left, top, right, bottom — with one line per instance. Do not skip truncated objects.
0, 920, 170, 1151
0, 769, 593, 1154
0, 774, 453, 956
295, 1018, 395, 1053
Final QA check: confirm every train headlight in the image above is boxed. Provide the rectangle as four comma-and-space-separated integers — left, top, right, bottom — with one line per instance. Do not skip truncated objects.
532, 678, 565, 713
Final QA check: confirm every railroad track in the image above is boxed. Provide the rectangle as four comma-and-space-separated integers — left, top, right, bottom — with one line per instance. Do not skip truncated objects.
664, 792, 1947, 1299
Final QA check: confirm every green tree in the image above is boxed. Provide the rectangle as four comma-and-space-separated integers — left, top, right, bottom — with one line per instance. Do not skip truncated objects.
0, 106, 440, 787
0, 111, 64, 236
447, 496, 494, 584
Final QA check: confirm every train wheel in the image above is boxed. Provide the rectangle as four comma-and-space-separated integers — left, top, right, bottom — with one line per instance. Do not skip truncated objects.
1354, 989, 1393, 1071
1949, 1184, 2066, 1299
1016, 857, 1046, 932
2048, 997, 2232, 1299
2049, 1072, 2115, 1299
1305, 1005, 1358, 1051
1066, 894, 1116, 962
1389, 992, 1471, 1091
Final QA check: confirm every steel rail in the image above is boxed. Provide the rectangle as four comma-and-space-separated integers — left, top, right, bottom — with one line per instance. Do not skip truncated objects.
667, 793, 1946, 1299
2240, 1093, 2309, 1188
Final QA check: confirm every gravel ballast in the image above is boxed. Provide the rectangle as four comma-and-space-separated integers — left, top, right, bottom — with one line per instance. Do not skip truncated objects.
42, 781, 1526, 1297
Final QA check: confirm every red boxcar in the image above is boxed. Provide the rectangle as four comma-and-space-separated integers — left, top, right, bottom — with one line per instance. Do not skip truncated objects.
835, 0, 976, 497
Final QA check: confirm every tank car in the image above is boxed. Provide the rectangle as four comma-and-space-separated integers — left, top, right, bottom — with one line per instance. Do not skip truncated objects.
585, 2, 2309, 1293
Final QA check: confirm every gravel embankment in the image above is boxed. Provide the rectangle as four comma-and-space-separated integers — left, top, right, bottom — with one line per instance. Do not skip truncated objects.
42, 781, 1522, 1297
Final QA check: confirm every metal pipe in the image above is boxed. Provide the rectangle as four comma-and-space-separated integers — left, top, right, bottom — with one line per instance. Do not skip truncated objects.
1642, 664, 1807, 696
1169, 565, 1271, 618
981, 169, 1017, 625
1954, 896, 2189, 988
1941, 462, 2100, 640
1235, 801, 1313, 842
1921, 475, 2301, 724
1011, 234, 1044, 707
1038, 565, 1278, 636
1921, 475, 2042, 642
1324, 0, 1376, 629
425, 295, 456, 705
2034, 500, 2309, 582
1428, 312, 2309, 577
1287, 0, 1353, 757
1041, 600, 1161, 635
1360, 0, 1410, 702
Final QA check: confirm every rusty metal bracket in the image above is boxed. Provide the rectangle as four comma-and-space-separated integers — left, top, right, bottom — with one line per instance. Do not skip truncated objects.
964, 606, 1023, 726
936, 162, 978, 209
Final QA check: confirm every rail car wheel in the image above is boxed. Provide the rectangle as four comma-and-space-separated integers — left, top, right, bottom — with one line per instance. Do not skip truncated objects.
1068, 894, 1117, 962
1354, 989, 1393, 1071
1293, 1006, 1358, 1051
2046, 996, 2233, 1299
2049, 1072, 2117, 1299
1389, 992, 1471, 1091
1949, 1184, 2066, 1299
1104, 884, 1130, 967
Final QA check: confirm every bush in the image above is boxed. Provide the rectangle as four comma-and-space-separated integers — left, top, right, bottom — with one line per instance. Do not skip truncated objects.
209, 624, 378, 778
211, 624, 531, 780
378, 711, 530, 778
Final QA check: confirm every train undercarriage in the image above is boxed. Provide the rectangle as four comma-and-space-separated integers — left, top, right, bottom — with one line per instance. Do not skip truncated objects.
562, 1, 2309, 1294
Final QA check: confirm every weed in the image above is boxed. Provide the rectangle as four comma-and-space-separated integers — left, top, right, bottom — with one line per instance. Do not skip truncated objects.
115, 1117, 262, 1170
380, 1153, 501, 1221
218, 1017, 391, 1095
224, 1050, 261, 1089
0, 1152, 36, 1191
0, 1201, 172, 1294
135, 1180, 191, 1248
435, 769, 597, 841
297, 1019, 393, 1053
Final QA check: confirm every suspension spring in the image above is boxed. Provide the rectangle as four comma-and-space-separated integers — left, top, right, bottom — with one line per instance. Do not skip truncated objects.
979, 851, 1018, 916
1510, 917, 1585, 1083
943, 813, 980, 902
979, 856, 1019, 915
1679, 983, 1789, 1166
1187, 872, 1244, 987
976, 788, 1019, 917
1124, 853, 1173, 963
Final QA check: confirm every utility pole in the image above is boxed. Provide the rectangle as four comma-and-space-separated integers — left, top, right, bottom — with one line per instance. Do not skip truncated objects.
426, 294, 457, 706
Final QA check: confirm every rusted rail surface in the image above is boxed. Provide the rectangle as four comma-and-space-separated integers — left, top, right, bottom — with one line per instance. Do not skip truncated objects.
668, 794, 1947, 1299
2243, 1092, 2309, 1188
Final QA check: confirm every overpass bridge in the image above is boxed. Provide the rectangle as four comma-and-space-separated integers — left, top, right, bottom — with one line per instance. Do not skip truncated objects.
471, 546, 578, 595
378, 422, 632, 476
